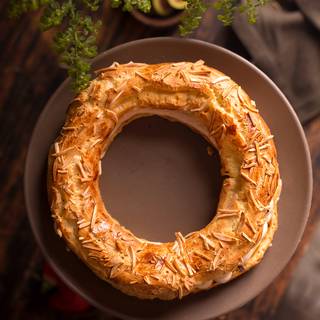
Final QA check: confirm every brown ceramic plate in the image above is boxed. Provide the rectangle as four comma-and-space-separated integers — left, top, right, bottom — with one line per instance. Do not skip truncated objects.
25, 38, 312, 319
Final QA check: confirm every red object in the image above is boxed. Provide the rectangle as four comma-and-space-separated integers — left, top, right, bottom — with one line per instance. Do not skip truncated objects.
43, 262, 91, 313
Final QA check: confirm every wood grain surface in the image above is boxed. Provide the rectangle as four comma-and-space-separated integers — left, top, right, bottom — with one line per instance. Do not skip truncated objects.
0, 1, 319, 319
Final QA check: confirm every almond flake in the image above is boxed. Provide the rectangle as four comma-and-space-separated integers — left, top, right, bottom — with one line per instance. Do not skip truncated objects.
90, 204, 97, 230
78, 221, 90, 229
241, 171, 257, 186
193, 250, 211, 261
241, 232, 255, 243
128, 246, 136, 270
82, 244, 101, 251
200, 234, 216, 250
212, 232, 238, 242
211, 248, 222, 270
106, 109, 118, 123
222, 84, 237, 99
211, 76, 230, 85
164, 258, 177, 273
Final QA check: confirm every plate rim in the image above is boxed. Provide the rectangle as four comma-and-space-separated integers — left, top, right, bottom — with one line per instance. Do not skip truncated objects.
24, 37, 313, 320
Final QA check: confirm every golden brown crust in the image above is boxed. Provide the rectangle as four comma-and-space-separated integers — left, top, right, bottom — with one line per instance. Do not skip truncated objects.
48, 61, 281, 300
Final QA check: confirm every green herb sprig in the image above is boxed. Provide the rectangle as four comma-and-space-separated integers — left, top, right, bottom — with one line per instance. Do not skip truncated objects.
8, 0, 270, 92
214, 0, 270, 25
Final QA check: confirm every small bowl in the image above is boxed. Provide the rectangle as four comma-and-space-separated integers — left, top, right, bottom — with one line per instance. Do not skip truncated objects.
131, 9, 183, 28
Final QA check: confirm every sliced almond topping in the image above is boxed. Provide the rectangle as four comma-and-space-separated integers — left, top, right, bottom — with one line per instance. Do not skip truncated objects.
56, 228, 62, 238
170, 273, 176, 287
262, 154, 272, 164
130, 280, 138, 284
175, 232, 186, 257
62, 126, 77, 131
52, 146, 76, 157
143, 275, 152, 285
216, 212, 240, 219
106, 109, 118, 123
211, 248, 222, 270
57, 169, 68, 174
259, 143, 270, 151
249, 189, 268, 211
218, 208, 240, 213
210, 124, 225, 136
261, 135, 274, 144
266, 164, 276, 176
90, 138, 103, 148
183, 258, 195, 276
164, 258, 177, 273
183, 278, 193, 291
132, 85, 142, 92
179, 70, 190, 83
208, 109, 217, 133
191, 105, 207, 113
178, 285, 184, 299
254, 141, 262, 165
200, 234, 216, 250
212, 232, 238, 242
189, 69, 211, 76
172, 62, 187, 67
109, 263, 123, 279
54, 142, 60, 154
77, 218, 86, 225
237, 86, 259, 113
90, 204, 97, 230
249, 131, 260, 144
172, 241, 180, 255
189, 75, 203, 83
263, 174, 270, 188
245, 155, 257, 164
246, 216, 257, 234
222, 84, 237, 99
128, 246, 136, 270
77, 161, 88, 179
109, 61, 119, 68
81, 239, 94, 244
110, 90, 124, 105
78, 221, 90, 229
195, 60, 205, 66
82, 244, 101, 251
185, 231, 198, 239
241, 171, 257, 186
193, 250, 211, 261
241, 232, 255, 243
98, 160, 102, 176
135, 71, 149, 80
175, 231, 186, 244
211, 76, 230, 85
236, 211, 246, 233
242, 162, 257, 169
219, 240, 228, 248
172, 259, 187, 276
125, 61, 146, 67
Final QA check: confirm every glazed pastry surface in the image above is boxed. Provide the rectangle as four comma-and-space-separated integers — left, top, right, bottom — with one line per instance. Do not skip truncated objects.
48, 61, 281, 300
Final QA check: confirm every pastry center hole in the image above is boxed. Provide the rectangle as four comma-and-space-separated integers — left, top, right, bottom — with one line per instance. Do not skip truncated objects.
100, 116, 222, 242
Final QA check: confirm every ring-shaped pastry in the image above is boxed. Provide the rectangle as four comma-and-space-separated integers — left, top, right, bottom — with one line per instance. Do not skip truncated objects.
48, 61, 281, 300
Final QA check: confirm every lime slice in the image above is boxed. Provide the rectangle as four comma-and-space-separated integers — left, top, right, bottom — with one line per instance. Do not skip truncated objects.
152, 0, 173, 16
167, 0, 187, 10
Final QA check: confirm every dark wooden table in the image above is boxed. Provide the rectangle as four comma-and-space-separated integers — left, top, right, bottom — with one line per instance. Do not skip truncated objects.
1, 2, 319, 319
